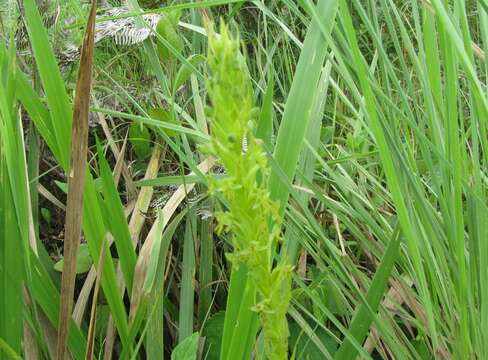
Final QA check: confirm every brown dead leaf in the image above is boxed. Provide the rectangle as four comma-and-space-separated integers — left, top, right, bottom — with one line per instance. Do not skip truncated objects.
56, 1, 97, 359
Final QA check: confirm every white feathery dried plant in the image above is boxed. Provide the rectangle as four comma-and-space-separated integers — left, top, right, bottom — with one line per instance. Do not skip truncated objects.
60, 6, 162, 65
95, 6, 161, 46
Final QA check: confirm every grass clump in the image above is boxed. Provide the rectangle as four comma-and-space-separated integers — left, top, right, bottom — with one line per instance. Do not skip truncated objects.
3, 0, 488, 358
205, 22, 292, 360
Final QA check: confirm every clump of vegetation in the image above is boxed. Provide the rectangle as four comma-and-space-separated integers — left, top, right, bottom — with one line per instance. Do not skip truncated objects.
204, 22, 292, 359
2, 0, 488, 359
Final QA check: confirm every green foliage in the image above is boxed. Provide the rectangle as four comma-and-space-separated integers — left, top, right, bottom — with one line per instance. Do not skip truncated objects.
54, 244, 93, 274
5, 0, 488, 358
289, 321, 337, 359
40, 207, 51, 224
156, 11, 184, 61
148, 108, 179, 137
174, 54, 206, 90
202, 311, 226, 359
129, 122, 152, 159
171, 332, 199, 360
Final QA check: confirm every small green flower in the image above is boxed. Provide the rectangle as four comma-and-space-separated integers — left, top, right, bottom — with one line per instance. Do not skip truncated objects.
205, 22, 292, 360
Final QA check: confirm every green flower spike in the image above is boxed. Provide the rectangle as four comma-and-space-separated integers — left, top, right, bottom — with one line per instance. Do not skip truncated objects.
205, 22, 292, 360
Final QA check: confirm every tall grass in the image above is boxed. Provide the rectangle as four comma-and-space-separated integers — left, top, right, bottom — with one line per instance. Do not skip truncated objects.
0, 0, 487, 359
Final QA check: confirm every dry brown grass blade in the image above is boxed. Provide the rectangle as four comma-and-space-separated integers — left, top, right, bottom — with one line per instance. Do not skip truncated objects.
85, 236, 108, 360
363, 276, 413, 354
39, 310, 59, 358
72, 267, 96, 327
128, 157, 215, 324
113, 130, 129, 186
363, 276, 448, 358
22, 290, 39, 360
56, 1, 97, 359
103, 145, 162, 360
128, 145, 163, 245
38, 183, 66, 211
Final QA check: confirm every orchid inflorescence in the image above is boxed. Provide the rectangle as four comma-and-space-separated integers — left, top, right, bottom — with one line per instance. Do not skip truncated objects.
205, 22, 292, 360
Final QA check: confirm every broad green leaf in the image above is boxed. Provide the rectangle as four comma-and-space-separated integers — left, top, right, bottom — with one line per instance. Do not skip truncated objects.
202, 311, 225, 360
148, 108, 179, 137
54, 244, 93, 274
174, 54, 206, 90
171, 332, 199, 360
269, 0, 338, 219
129, 122, 152, 159
289, 321, 338, 359
156, 13, 184, 60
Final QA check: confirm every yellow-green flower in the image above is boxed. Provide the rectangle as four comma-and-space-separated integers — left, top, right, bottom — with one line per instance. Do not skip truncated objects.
205, 22, 292, 360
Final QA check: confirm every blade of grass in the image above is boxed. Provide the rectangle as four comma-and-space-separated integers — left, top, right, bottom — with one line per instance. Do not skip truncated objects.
333, 0, 436, 356
179, 211, 197, 342
22, 0, 73, 169
198, 203, 213, 325
128, 211, 165, 325
0, 35, 42, 359
269, 0, 338, 219
15, 71, 58, 160
56, 2, 96, 358
0, 337, 22, 360
0, 43, 24, 358
97, 140, 137, 294
219, 265, 256, 360
256, 67, 274, 149
0, 156, 24, 356
30, 253, 87, 360
18, 19, 130, 358
128, 157, 213, 356
103, 145, 162, 360
285, 61, 332, 262
145, 211, 187, 360
84, 237, 107, 360
334, 227, 402, 358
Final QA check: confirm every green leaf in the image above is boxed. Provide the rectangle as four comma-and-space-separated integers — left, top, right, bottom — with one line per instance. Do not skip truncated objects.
97, 139, 137, 293
148, 108, 179, 138
40, 207, 51, 224
171, 332, 199, 360
156, 13, 184, 61
30, 254, 87, 360
178, 214, 196, 342
202, 312, 226, 360
256, 68, 274, 149
142, 210, 165, 293
22, 0, 72, 169
54, 244, 93, 274
308, 268, 348, 316
289, 321, 337, 359
411, 336, 434, 360
174, 54, 206, 91
269, 0, 338, 219
129, 122, 152, 159
146, 210, 187, 360
96, 305, 110, 343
